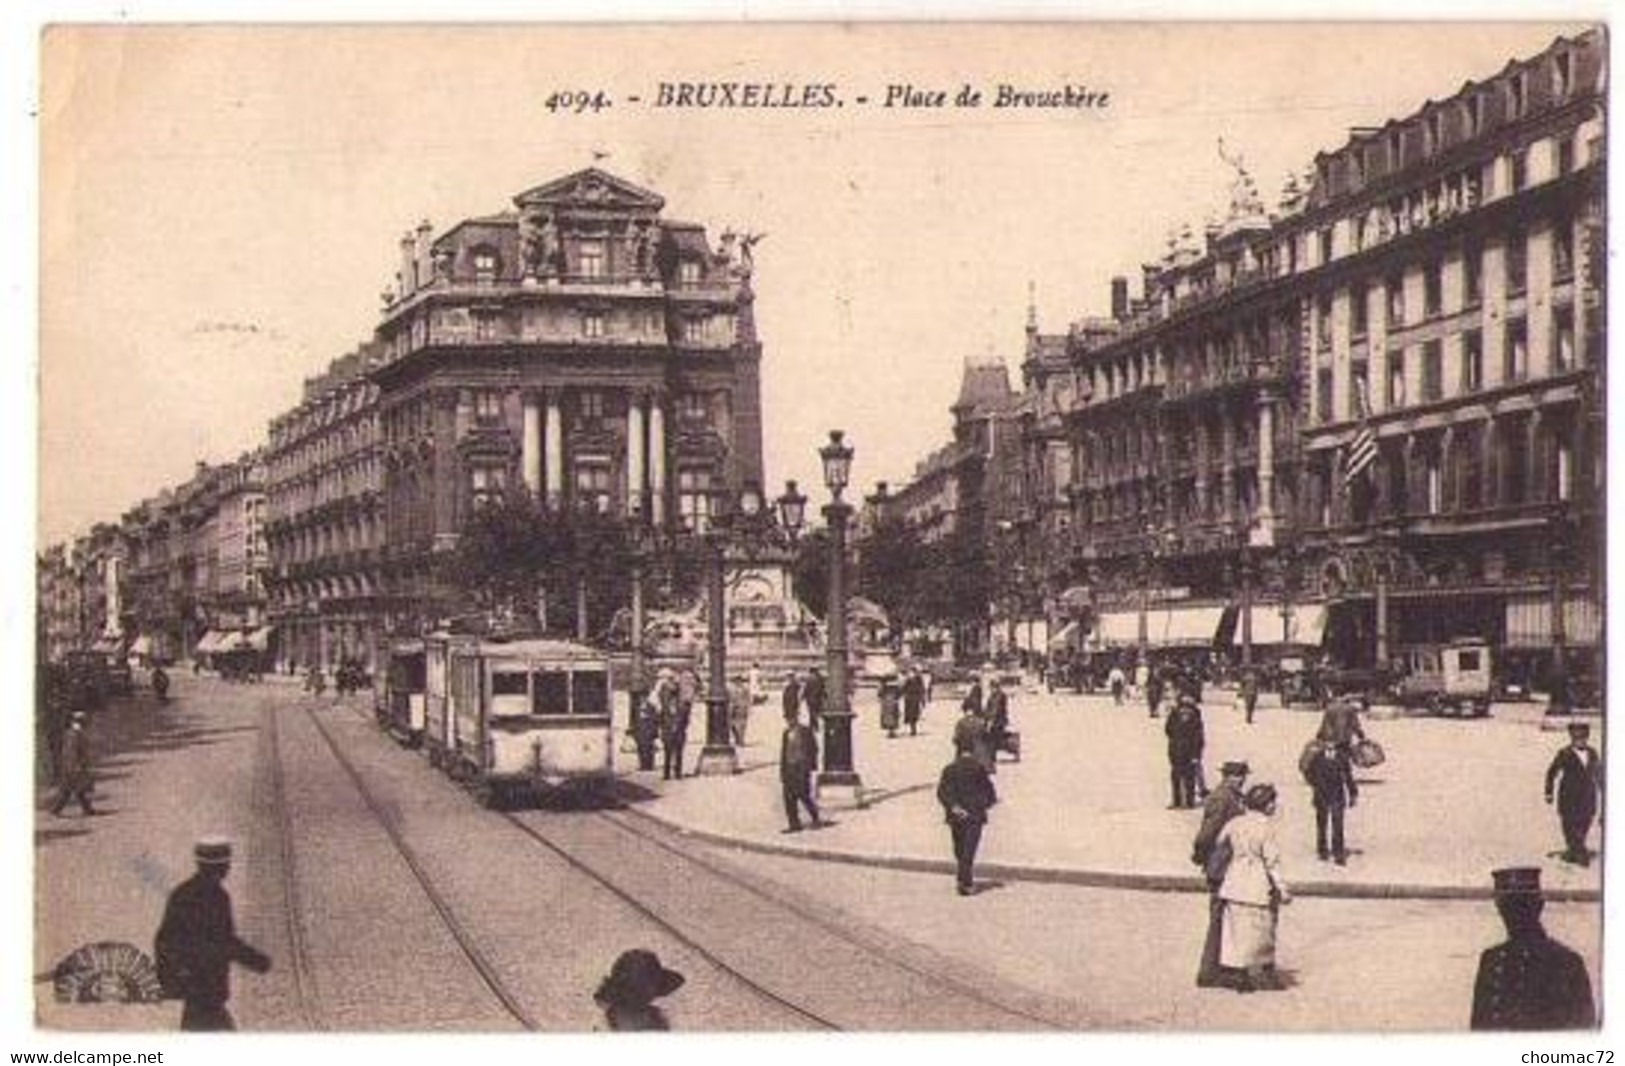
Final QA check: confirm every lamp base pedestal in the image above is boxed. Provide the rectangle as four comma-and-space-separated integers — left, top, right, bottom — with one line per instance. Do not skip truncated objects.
695, 744, 740, 776
815, 770, 866, 810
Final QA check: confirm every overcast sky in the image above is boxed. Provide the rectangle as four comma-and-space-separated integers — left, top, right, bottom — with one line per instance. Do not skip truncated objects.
38, 21, 1588, 546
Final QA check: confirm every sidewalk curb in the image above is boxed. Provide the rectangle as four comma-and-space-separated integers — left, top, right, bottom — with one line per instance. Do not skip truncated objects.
617, 803, 1601, 904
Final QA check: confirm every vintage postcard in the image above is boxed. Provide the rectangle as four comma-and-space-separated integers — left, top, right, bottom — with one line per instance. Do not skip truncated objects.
28, 15, 1608, 1057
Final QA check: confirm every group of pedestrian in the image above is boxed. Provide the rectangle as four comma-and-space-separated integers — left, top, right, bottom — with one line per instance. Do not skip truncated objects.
953, 673, 1014, 773
876, 665, 930, 740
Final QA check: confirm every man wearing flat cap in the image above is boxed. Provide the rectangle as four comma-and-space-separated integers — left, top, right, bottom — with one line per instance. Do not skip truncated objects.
1192, 760, 1249, 987
153, 838, 271, 1030
1545, 721, 1602, 866
1470, 867, 1595, 1030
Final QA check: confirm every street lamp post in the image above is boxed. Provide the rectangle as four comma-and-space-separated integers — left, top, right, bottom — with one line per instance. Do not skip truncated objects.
695, 499, 737, 775
1239, 543, 1255, 675
815, 431, 863, 803
626, 522, 649, 747
1547, 502, 1573, 718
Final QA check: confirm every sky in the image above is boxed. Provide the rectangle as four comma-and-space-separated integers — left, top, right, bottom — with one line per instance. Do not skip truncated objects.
37, 20, 1592, 547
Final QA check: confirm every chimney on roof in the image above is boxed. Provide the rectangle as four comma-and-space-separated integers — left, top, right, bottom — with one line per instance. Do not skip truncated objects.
415, 220, 435, 289
1110, 276, 1129, 322
399, 231, 417, 298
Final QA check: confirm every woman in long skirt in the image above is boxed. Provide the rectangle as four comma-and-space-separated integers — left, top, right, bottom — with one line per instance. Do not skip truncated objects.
1217, 783, 1292, 992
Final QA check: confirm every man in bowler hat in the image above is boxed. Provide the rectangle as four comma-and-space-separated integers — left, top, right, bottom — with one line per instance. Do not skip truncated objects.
937, 740, 998, 896
154, 838, 271, 1030
1545, 721, 1602, 866
1192, 760, 1250, 987
1470, 867, 1595, 1030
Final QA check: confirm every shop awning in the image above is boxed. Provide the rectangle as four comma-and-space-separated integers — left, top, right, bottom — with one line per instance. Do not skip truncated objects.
216, 632, 248, 653
1049, 620, 1081, 651
1233, 603, 1328, 647
1096, 610, 1143, 647
129, 635, 152, 656
195, 631, 225, 655
1506, 595, 1601, 648
244, 626, 275, 651
1057, 586, 1093, 613
91, 636, 122, 654
1162, 604, 1226, 647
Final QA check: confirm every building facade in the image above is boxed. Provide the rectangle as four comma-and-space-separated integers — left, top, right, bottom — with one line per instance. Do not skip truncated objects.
262, 345, 387, 674
370, 166, 765, 632
1041, 29, 1603, 692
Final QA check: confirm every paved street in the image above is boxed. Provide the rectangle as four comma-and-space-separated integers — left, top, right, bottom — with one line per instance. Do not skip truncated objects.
35, 673, 1601, 1032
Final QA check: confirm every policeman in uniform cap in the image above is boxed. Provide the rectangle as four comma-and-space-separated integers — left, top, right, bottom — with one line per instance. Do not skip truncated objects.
154, 837, 271, 1030
1469, 866, 1595, 1030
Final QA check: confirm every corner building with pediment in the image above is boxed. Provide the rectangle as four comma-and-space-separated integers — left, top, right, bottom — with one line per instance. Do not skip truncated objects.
371, 167, 765, 628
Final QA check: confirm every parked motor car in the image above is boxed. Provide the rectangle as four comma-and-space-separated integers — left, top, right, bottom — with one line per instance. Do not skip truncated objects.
1389, 640, 1493, 718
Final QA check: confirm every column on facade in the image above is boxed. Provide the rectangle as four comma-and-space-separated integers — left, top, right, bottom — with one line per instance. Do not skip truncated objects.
1481, 414, 1499, 509
1194, 420, 1210, 518
1440, 426, 1457, 513
1401, 434, 1418, 516
522, 393, 542, 496
544, 390, 564, 508
626, 393, 646, 518
1220, 404, 1237, 522
1526, 410, 1545, 506
1330, 446, 1347, 526
649, 399, 667, 525
1256, 389, 1276, 528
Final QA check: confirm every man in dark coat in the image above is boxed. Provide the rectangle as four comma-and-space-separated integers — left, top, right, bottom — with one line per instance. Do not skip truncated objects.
1316, 696, 1366, 752
936, 745, 998, 896
49, 712, 97, 817
657, 672, 689, 781
781, 671, 802, 722
961, 676, 984, 719
779, 705, 822, 832
1164, 694, 1205, 809
901, 669, 926, 736
1545, 721, 1602, 866
154, 839, 271, 1031
1470, 867, 1595, 1030
801, 668, 827, 728
1192, 760, 1249, 988
1305, 740, 1358, 864
1145, 666, 1165, 719
1240, 668, 1259, 725
631, 690, 659, 772
983, 679, 1011, 761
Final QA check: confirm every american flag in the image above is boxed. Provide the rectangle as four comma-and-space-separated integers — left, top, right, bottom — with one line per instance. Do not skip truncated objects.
1343, 376, 1378, 486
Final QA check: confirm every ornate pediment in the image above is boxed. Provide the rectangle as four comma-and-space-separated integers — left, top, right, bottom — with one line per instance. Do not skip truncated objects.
512, 167, 666, 213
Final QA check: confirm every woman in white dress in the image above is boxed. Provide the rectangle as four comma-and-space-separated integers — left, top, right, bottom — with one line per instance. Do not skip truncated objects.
1216, 783, 1292, 992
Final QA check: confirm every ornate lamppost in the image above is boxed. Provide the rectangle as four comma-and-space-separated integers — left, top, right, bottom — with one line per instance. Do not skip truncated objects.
625, 519, 651, 746
815, 431, 863, 802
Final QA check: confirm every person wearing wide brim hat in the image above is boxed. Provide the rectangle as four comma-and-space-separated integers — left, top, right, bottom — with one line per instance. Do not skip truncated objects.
594, 949, 685, 1031
1470, 867, 1595, 1030
153, 837, 271, 1030
1192, 760, 1250, 988
1545, 719, 1602, 867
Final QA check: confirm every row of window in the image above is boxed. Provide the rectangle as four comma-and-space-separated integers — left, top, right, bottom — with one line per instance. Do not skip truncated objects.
1316, 309, 1577, 422
466, 461, 719, 529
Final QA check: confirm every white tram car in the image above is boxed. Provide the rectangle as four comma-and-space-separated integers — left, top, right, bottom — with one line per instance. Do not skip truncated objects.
440, 637, 615, 805
377, 638, 428, 746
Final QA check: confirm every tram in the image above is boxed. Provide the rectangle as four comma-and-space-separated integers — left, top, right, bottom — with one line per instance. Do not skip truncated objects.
377, 638, 428, 746
441, 637, 615, 805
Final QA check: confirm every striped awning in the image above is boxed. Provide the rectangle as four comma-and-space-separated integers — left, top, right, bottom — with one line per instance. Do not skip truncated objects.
244, 626, 275, 651
1234, 603, 1328, 647
1506, 594, 1601, 648
195, 631, 226, 655
1095, 606, 1224, 647
1096, 611, 1143, 647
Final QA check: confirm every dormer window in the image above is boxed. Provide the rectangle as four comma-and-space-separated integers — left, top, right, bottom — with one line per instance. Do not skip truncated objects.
1424, 112, 1442, 156
1553, 51, 1572, 98
1509, 71, 1527, 118
678, 260, 701, 288
471, 246, 499, 284
1387, 129, 1403, 168
1465, 94, 1482, 136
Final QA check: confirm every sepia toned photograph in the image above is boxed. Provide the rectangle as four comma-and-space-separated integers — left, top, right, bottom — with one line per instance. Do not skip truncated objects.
30, 15, 1607, 1044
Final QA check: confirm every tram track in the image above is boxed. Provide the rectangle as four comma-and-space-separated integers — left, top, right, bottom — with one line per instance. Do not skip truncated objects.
315, 692, 1069, 1030
292, 699, 541, 1030
263, 704, 326, 1030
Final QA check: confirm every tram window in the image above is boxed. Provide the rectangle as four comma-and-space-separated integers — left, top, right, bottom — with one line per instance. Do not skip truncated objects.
490, 670, 531, 717
1458, 650, 1481, 671
572, 671, 609, 716
533, 670, 570, 715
